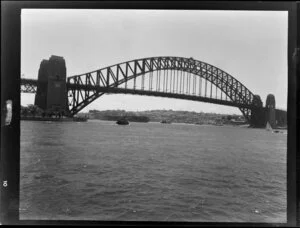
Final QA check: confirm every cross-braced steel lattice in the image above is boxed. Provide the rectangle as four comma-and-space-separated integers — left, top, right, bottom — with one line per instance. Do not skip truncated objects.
67, 56, 261, 121
20, 78, 39, 93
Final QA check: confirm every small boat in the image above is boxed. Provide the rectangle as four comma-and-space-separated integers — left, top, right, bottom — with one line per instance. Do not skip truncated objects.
266, 121, 282, 133
116, 118, 129, 125
73, 117, 88, 122
265, 121, 272, 131
160, 120, 171, 124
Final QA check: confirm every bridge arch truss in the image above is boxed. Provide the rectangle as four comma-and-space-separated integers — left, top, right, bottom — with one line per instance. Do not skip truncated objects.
67, 56, 260, 120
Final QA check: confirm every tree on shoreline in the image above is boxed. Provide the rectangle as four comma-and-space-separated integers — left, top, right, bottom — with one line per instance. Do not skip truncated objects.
21, 105, 44, 117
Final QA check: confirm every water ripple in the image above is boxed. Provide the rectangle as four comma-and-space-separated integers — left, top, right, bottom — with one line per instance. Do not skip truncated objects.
20, 121, 287, 222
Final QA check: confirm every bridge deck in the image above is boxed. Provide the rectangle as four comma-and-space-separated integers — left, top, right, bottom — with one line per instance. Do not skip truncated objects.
67, 83, 257, 110
21, 78, 262, 110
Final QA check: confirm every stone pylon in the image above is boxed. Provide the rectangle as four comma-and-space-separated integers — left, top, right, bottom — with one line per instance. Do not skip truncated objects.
34, 55, 68, 114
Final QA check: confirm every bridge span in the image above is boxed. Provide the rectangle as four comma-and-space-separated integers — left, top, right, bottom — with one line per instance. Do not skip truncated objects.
21, 55, 287, 128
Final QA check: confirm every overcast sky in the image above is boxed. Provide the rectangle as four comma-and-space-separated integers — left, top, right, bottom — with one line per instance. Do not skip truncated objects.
21, 9, 288, 114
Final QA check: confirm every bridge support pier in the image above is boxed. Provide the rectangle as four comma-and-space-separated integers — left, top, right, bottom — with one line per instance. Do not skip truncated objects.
34, 55, 68, 115
250, 94, 287, 128
250, 107, 266, 128
249, 95, 265, 128
265, 94, 276, 128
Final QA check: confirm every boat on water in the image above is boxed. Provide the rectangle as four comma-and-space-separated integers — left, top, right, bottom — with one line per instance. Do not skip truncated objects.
73, 116, 88, 122
265, 121, 272, 131
160, 120, 171, 124
116, 117, 129, 125
265, 122, 281, 133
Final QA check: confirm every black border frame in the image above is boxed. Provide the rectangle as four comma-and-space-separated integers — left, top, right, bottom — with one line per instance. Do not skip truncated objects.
1, 1, 298, 226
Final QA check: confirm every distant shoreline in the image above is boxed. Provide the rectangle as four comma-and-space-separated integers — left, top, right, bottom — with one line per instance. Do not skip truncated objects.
21, 116, 87, 122
86, 118, 250, 127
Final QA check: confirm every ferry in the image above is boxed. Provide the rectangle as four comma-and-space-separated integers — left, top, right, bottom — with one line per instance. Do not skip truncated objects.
116, 117, 129, 125
160, 120, 172, 124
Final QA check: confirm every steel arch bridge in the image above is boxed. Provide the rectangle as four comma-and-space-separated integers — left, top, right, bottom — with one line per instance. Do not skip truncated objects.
21, 56, 269, 125
66, 56, 261, 121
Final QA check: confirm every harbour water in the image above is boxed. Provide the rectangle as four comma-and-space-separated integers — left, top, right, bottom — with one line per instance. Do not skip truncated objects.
20, 120, 287, 222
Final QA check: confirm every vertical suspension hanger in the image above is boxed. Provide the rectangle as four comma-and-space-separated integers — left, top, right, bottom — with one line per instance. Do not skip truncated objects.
169, 69, 172, 93
158, 70, 161, 92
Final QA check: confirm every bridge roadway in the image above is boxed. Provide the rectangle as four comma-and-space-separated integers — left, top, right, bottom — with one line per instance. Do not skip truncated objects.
67, 83, 258, 110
